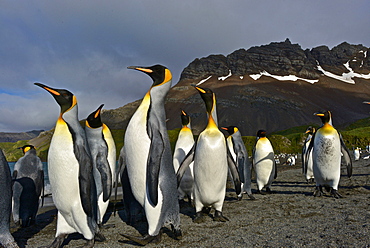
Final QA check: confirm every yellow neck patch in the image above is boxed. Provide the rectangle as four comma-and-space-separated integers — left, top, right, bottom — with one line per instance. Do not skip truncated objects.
23, 146, 31, 153
164, 68, 172, 83
206, 115, 218, 130
320, 123, 336, 135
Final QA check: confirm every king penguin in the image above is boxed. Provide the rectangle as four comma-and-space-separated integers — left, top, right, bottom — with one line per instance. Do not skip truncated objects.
0, 149, 19, 248
177, 86, 241, 223
305, 110, 352, 198
85, 104, 116, 227
302, 126, 315, 183
173, 110, 195, 203
221, 126, 255, 200
253, 130, 277, 194
12, 145, 44, 227
353, 147, 360, 161
34, 83, 103, 248
120, 65, 181, 245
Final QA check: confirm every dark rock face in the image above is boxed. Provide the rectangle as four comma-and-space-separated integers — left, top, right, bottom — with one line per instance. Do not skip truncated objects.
180, 39, 369, 81
180, 54, 229, 80
165, 76, 370, 136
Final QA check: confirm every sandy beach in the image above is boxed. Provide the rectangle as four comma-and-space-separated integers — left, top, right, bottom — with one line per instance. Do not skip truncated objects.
9, 158, 370, 248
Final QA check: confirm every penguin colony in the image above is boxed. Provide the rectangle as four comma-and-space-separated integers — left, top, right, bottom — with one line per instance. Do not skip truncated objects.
0, 64, 356, 247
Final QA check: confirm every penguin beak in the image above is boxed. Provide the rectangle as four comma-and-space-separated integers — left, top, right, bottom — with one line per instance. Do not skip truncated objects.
94, 104, 104, 119
221, 127, 228, 130
34, 83, 61, 96
194, 86, 206, 94
127, 66, 153, 73
314, 112, 325, 117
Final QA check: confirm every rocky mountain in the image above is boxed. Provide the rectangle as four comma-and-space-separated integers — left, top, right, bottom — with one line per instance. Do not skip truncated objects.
180, 39, 370, 80
100, 39, 370, 136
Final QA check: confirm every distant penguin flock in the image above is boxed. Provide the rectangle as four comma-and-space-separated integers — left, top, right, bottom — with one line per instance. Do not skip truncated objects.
0, 64, 360, 247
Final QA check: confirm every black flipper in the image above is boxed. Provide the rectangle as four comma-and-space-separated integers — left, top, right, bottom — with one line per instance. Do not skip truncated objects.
40, 170, 45, 207
176, 143, 196, 187
76, 146, 94, 217
69, 126, 95, 219
114, 147, 126, 215
146, 120, 164, 207
302, 141, 307, 174
96, 152, 113, 202
226, 146, 242, 196
339, 132, 352, 178
231, 138, 245, 183
12, 170, 18, 181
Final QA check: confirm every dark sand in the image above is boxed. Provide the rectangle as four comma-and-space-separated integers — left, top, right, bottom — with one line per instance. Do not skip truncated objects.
9, 159, 370, 247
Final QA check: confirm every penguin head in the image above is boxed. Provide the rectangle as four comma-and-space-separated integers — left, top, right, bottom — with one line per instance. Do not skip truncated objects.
305, 126, 315, 134
18, 145, 35, 154
180, 110, 190, 126
256, 130, 267, 138
314, 110, 332, 125
127, 64, 172, 87
221, 126, 239, 135
34, 83, 76, 114
86, 104, 104, 129
194, 86, 215, 114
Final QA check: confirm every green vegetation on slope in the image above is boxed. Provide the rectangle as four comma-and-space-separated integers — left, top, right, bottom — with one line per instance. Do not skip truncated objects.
2, 117, 370, 162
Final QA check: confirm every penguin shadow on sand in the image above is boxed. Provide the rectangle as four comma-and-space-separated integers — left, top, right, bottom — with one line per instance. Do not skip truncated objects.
11, 208, 57, 248
178, 199, 196, 220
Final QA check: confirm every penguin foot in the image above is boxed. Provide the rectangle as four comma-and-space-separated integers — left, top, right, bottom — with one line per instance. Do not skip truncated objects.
193, 212, 207, 223
171, 225, 183, 240
307, 178, 315, 184
39, 234, 68, 248
237, 193, 243, 201
201, 207, 211, 215
313, 186, 323, 197
257, 189, 266, 195
266, 187, 272, 194
330, 189, 343, 199
213, 211, 229, 222
94, 231, 106, 242
121, 231, 162, 245
247, 193, 256, 200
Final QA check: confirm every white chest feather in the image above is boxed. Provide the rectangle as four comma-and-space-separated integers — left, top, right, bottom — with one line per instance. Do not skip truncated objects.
194, 129, 228, 193
313, 131, 341, 167
173, 128, 194, 171
48, 120, 80, 211
124, 100, 151, 205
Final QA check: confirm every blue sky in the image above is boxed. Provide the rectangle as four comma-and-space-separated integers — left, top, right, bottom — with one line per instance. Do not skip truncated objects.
1, 0, 369, 132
